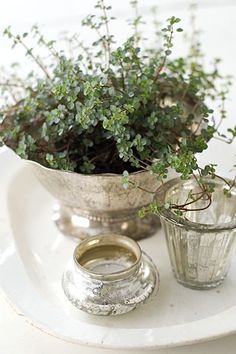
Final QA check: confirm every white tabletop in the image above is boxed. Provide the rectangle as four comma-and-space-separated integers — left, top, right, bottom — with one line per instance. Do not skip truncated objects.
1, 0, 236, 353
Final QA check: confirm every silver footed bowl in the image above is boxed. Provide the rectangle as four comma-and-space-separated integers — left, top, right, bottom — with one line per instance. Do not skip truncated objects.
26, 158, 161, 240
62, 234, 159, 315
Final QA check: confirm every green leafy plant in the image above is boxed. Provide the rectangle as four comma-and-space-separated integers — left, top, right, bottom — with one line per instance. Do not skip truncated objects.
0, 1, 235, 214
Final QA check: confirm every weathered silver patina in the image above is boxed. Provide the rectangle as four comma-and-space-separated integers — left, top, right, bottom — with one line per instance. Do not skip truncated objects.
62, 234, 159, 315
29, 160, 161, 240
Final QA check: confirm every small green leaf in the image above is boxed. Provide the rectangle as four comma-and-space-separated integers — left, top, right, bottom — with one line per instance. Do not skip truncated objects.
165, 49, 172, 56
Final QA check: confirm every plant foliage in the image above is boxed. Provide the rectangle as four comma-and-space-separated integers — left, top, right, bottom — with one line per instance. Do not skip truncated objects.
0, 1, 235, 212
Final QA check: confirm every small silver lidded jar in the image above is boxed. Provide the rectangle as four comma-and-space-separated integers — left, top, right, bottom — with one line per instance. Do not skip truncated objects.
157, 177, 236, 290
62, 234, 159, 315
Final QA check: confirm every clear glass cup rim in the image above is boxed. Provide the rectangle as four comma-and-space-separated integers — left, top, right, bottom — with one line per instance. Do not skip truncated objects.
73, 234, 142, 281
156, 176, 236, 232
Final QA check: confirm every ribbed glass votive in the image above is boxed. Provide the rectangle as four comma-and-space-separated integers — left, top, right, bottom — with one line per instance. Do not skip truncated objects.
157, 177, 236, 289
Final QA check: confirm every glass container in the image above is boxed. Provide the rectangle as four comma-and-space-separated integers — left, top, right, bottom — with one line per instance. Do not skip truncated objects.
157, 177, 236, 289
62, 234, 159, 315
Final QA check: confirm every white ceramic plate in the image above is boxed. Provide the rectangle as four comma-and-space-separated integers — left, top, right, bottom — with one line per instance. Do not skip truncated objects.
1, 145, 236, 350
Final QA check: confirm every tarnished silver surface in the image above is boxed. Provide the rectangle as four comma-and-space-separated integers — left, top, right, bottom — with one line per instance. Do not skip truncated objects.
157, 177, 236, 289
62, 234, 159, 315
28, 161, 161, 240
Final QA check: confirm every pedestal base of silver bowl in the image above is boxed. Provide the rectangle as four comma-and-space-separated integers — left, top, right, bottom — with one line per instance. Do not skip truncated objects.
52, 204, 160, 240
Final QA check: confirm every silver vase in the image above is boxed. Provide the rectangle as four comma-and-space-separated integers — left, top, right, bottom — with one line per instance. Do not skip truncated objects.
28, 160, 161, 240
